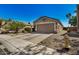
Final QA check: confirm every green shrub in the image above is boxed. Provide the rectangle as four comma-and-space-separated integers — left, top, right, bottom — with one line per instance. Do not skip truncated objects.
1, 19, 32, 33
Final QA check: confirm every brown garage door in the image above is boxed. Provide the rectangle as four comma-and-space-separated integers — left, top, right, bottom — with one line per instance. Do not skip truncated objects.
37, 23, 54, 33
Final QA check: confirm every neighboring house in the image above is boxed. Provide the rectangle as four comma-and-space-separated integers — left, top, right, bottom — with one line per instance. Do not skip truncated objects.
33, 16, 63, 33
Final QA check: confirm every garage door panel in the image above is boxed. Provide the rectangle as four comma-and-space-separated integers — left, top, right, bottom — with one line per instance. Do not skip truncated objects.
37, 23, 54, 33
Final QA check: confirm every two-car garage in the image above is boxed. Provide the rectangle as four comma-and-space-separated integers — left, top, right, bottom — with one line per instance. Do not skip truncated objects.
33, 16, 63, 33
36, 23, 55, 33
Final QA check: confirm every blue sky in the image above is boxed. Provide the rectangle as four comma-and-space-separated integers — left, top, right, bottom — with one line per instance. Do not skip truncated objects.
0, 4, 76, 27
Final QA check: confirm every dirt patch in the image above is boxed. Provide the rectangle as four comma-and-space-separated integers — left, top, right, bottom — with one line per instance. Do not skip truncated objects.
38, 34, 79, 55
38, 35, 64, 50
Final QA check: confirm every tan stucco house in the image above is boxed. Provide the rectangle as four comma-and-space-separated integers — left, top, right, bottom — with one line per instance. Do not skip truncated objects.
33, 16, 63, 33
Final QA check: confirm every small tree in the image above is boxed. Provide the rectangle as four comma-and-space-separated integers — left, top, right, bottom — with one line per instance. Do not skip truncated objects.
71, 16, 77, 26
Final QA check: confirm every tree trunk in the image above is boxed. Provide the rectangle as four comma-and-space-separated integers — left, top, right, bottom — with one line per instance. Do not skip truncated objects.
77, 5, 79, 32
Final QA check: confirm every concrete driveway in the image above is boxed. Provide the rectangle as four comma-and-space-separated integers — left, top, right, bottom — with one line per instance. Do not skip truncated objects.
0, 33, 52, 53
